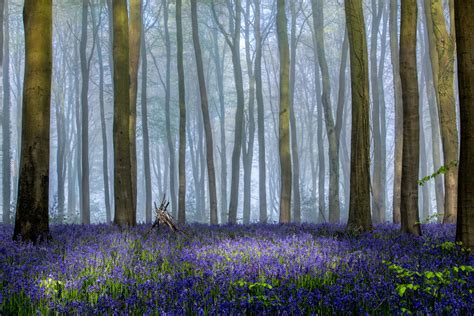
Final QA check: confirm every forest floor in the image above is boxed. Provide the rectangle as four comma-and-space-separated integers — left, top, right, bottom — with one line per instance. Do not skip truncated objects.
0, 223, 472, 314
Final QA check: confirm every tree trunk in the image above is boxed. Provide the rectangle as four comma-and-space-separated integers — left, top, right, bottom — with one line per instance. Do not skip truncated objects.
345, 0, 372, 232
55, 45, 66, 224
454, 0, 474, 250
191, 0, 218, 224
163, 1, 177, 218
335, 30, 349, 215
422, 0, 445, 222
212, 0, 245, 224
211, 27, 227, 223
80, 1, 90, 224
242, 0, 256, 224
277, 0, 292, 223
313, 0, 340, 223
141, 22, 152, 224
369, 0, 384, 224
429, 0, 458, 224
95, 7, 112, 223
254, 0, 267, 223
2, 0, 10, 224
390, 0, 402, 224
129, 0, 141, 223
289, 1, 301, 223
176, 0, 186, 224
13, 0, 52, 242
113, 0, 134, 226
400, 0, 421, 236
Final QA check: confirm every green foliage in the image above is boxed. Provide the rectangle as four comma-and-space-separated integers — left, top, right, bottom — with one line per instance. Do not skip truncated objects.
383, 260, 473, 299
232, 279, 280, 307
418, 160, 458, 186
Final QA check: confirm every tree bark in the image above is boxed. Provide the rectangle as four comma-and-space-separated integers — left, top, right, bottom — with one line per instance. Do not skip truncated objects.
163, 0, 177, 218
211, 0, 245, 224
254, 0, 267, 223
390, 0, 402, 224
141, 20, 152, 224
345, 0, 372, 232
113, 0, 134, 226
313, 0, 340, 223
400, 0, 421, 236
289, 1, 301, 223
242, 0, 256, 224
2, 0, 10, 224
176, 0, 186, 224
94, 5, 112, 223
191, 0, 218, 224
211, 27, 227, 223
429, 0, 458, 224
13, 0, 52, 242
129, 0, 141, 223
454, 0, 474, 250
80, 1, 90, 224
369, 0, 384, 224
277, 0, 292, 223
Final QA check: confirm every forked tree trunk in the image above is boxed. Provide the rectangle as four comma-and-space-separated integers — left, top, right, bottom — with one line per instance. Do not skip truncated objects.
313, 0, 340, 223
191, 0, 218, 224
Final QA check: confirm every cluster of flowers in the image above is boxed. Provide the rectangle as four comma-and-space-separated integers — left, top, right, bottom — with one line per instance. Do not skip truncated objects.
0, 223, 472, 314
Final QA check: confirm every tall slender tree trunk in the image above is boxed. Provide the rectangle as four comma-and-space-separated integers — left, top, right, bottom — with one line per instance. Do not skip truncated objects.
391, 0, 402, 224
378, 6, 389, 224
289, 1, 301, 223
74, 42, 82, 222
277, 0, 292, 223
419, 61, 430, 221
213, 0, 245, 224
95, 10, 112, 223
335, 30, 349, 216
454, 0, 474, 250
113, 0, 134, 226
369, 0, 384, 224
129, 0, 142, 223
254, 0, 267, 223
55, 50, 66, 224
163, 1, 177, 217
141, 22, 152, 224
242, 0, 256, 224
313, 0, 340, 223
400, 0, 421, 236
345, 0, 372, 232
13, 0, 52, 242
191, 0, 218, 224
80, 1, 90, 224
176, 0, 186, 224
211, 28, 227, 223
2, 0, 10, 224
429, 0, 458, 224
422, 0, 445, 223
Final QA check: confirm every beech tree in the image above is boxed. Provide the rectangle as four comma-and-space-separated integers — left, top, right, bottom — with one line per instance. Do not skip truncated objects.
345, 0, 372, 232
277, 0, 291, 223
112, 0, 134, 226
454, 0, 474, 250
400, 0, 421, 236
13, 0, 52, 242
